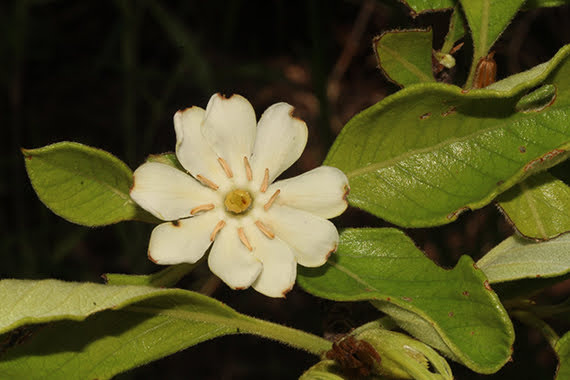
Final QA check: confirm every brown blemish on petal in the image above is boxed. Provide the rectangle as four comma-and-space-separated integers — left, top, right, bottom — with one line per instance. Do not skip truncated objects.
536, 274, 541, 278
470, 331, 475, 336
288, 105, 306, 122
234, 286, 246, 291
171, 220, 180, 227
441, 106, 457, 117
282, 284, 294, 298
448, 311, 454, 317
419, 112, 431, 120
386, 297, 391, 301
148, 250, 158, 264
402, 296, 412, 302
461, 89, 470, 94
519, 146, 527, 153
462, 291, 470, 296
326, 243, 338, 260
484, 280, 492, 291
473, 262, 479, 270
129, 177, 136, 192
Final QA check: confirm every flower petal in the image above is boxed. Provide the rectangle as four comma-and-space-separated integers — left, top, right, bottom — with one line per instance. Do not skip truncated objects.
208, 224, 262, 289
148, 210, 221, 265
262, 204, 339, 267
265, 166, 349, 219
248, 227, 297, 298
201, 94, 257, 184
130, 162, 217, 221
174, 106, 226, 185
250, 103, 308, 187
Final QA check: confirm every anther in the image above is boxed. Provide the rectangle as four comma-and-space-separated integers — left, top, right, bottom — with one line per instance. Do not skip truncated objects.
237, 227, 253, 251
264, 189, 280, 211
244, 156, 252, 181
217, 157, 233, 178
210, 220, 226, 241
255, 220, 275, 239
197, 175, 219, 190
260, 168, 269, 193
190, 203, 215, 215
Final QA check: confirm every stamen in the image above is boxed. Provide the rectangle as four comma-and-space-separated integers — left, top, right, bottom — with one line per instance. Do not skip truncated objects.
210, 220, 226, 241
260, 168, 269, 193
255, 220, 275, 239
263, 189, 280, 211
197, 174, 219, 190
217, 157, 233, 178
190, 203, 215, 215
237, 227, 253, 251
244, 156, 252, 181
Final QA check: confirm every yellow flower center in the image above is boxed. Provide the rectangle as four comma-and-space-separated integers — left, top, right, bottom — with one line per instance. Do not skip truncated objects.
224, 189, 252, 214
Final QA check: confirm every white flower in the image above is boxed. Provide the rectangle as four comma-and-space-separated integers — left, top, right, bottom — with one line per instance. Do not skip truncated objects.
130, 93, 349, 297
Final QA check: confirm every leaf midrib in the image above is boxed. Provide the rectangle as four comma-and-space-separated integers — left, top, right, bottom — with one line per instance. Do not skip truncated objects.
344, 108, 569, 179
379, 42, 433, 83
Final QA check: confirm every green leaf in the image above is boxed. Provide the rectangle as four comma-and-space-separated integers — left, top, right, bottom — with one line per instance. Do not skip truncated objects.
374, 29, 435, 87
556, 332, 570, 380
0, 279, 329, 380
23, 142, 159, 226
298, 229, 514, 374
399, 0, 455, 15
440, 4, 466, 55
325, 44, 570, 227
524, 0, 570, 9
460, 0, 526, 86
496, 172, 570, 240
476, 234, 570, 283
103, 263, 196, 287
300, 361, 347, 380
357, 328, 453, 380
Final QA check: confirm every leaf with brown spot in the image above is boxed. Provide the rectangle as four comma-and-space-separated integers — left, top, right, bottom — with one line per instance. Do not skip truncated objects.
298, 228, 514, 374
326, 44, 570, 227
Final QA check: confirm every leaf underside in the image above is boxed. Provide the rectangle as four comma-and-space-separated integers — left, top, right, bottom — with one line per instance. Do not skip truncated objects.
298, 228, 514, 374
477, 233, 570, 284
374, 29, 435, 87
0, 280, 256, 380
497, 172, 570, 240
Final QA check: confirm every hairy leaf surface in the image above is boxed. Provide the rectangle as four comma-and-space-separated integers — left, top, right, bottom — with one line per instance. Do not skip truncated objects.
326, 45, 570, 227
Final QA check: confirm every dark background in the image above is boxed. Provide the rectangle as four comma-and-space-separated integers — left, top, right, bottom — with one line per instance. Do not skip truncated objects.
2, 0, 569, 379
